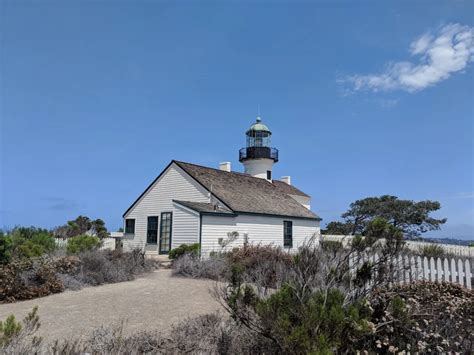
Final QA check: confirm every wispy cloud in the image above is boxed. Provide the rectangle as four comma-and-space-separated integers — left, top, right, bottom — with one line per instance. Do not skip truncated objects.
449, 192, 474, 199
42, 197, 79, 211
343, 23, 474, 93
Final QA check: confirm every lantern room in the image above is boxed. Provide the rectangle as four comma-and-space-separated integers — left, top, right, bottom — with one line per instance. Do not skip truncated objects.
239, 116, 278, 180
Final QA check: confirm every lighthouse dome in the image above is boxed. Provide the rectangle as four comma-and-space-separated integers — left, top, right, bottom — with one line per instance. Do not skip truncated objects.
247, 116, 271, 133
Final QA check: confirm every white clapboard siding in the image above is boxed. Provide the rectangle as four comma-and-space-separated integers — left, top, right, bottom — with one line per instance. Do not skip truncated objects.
123, 163, 211, 252
200, 214, 320, 257
171, 203, 200, 248
353, 252, 473, 290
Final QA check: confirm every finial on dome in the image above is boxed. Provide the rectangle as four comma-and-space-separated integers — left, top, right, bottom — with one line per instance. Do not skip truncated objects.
256, 116, 262, 123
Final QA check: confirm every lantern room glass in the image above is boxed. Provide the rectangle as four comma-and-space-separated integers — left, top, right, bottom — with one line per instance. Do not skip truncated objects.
246, 130, 271, 148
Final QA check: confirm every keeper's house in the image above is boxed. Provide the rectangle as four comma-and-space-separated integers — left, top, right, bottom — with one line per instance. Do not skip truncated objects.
121, 117, 321, 257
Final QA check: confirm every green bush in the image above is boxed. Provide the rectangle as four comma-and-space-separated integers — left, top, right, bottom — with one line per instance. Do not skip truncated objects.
418, 244, 445, 258
169, 243, 200, 260
0, 306, 40, 349
0, 314, 22, 346
0, 233, 13, 264
227, 279, 372, 353
0, 228, 56, 261
16, 233, 56, 258
67, 235, 101, 254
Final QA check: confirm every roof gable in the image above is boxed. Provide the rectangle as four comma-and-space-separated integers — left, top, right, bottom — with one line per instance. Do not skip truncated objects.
122, 161, 219, 218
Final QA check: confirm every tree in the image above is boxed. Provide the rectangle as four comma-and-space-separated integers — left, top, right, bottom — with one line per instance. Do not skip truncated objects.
322, 221, 354, 235
54, 216, 108, 239
67, 216, 93, 236
90, 219, 108, 239
0, 231, 12, 264
325, 195, 446, 237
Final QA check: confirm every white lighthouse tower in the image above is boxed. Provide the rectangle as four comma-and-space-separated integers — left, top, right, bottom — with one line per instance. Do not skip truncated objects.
239, 116, 278, 181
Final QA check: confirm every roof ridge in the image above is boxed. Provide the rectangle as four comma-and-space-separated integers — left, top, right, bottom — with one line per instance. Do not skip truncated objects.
174, 160, 274, 184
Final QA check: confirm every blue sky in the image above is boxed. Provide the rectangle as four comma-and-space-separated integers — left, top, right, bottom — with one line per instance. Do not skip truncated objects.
1, 1, 473, 239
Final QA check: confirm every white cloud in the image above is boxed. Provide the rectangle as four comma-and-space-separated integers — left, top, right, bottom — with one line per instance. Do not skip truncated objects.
345, 24, 474, 93
449, 192, 474, 199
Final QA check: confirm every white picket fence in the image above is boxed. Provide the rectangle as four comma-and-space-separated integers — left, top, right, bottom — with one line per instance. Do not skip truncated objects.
323, 235, 474, 289
350, 252, 473, 290
55, 237, 117, 251
322, 234, 474, 257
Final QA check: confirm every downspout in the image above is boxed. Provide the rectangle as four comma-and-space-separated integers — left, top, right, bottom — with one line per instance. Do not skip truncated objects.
199, 213, 203, 258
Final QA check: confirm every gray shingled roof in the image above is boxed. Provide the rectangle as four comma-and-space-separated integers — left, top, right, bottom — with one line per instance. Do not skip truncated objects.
175, 161, 320, 220
173, 200, 235, 215
272, 179, 310, 197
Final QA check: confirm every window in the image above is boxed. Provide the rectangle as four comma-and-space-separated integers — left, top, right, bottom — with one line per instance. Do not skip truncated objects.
159, 212, 173, 254
267, 170, 272, 180
147, 216, 158, 244
125, 219, 135, 234
283, 221, 293, 248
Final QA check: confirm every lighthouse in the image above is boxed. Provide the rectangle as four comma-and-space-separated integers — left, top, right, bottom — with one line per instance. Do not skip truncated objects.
239, 116, 279, 181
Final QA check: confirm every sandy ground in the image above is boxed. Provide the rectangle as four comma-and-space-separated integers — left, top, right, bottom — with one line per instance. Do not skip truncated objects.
0, 269, 221, 342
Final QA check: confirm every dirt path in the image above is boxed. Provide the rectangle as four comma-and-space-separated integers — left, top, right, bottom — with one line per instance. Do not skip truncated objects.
0, 270, 221, 342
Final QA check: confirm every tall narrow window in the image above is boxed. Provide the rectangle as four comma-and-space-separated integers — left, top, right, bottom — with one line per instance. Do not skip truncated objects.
125, 219, 135, 234
147, 216, 158, 244
267, 170, 272, 180
159, 212, 173, 254
283, 221, 293, 248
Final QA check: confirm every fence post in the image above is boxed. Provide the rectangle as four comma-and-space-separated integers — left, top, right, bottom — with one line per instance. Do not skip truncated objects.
403, 255, 410, 284
436, 258, 443, 282
423, 257, 429, 280
465, 259, 472, 290
457, 259, 465, 287
450, 258, 457, 284
443, 258, 450, 282
429, 257, 436, 282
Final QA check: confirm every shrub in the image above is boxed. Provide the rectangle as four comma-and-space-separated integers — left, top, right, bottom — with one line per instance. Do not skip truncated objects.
0, 258, 64, 303
0, 227, 56, 261
61, 248, 155, 287
417, 243, 446, 258
0, 249, 156, 303
9, 227, 50, 240
172, 253, 227, 280
0, 306, 41, 352
319, 239, 344, 253
168, 313, 272, 354
222, 265, 372, 354
215, 219, 408, 353
169, 243, 200, 260
0, 233, 12, 264
67, 235, 101, 254
0, 315, 22, 346
17, 233, 56, 258
225, 244, 293, 269
357, 282, 474, 352
224, 244, 293, 288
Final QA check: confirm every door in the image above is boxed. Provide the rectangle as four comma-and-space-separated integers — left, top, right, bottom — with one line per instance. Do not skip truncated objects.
159, 212, 173, 254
